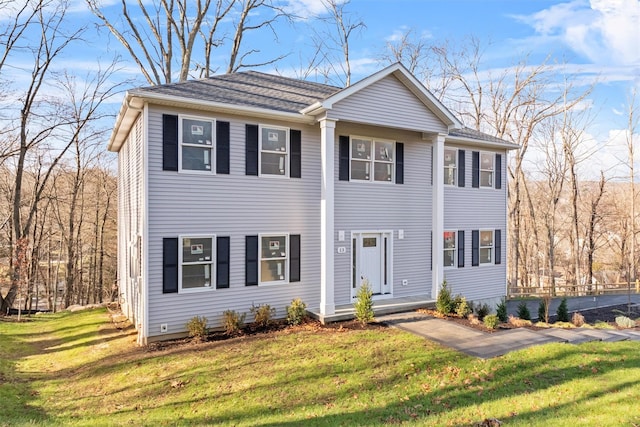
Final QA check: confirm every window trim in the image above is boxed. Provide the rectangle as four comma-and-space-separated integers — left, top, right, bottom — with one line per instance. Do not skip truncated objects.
443, 230, 457, 269
258, 233, 290, 285
349, 135, 395, 183
178, 234, 216, 293
258, 124, 290, 178
444, 148, 457, 186
479, 229, 494, 265
479, 151, 494, 188
178, 114, 216, 174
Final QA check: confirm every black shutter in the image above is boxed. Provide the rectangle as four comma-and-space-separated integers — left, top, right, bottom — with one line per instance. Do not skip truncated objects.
472, 151, 479, 188
216, 121, 230, 174
495, 153, 502, 189
290, 234, 301, 282
395, 142, 404, 184
216, 237, 230, 289
339, 135, 350, 181
457, 230, 465, 268
495, 229, 502, 265
245, 124, 258, 176
458, 150, 465, 187
290, 130, 302, 178
472, 230, 479, 267
245, 235, 258, 286
162, 238, 178, 293
162, 115, 178, 171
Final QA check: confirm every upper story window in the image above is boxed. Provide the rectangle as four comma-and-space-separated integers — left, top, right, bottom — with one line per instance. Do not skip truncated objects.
444, 148, 457, 186
259, 125, 289, 177
443, 231, 456, 267
480, 152, 494, 187
180, 235, 215, 291
350, 136, 394, 182
260, 234, 288, 284
479, 230, 493, 264
179, 116, 214, 173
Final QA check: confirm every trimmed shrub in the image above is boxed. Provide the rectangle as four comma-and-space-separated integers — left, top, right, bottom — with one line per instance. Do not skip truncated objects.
537, 300, 547, 322
436, 281, 454, 315
476, 303, 491, 321
250, 303, 276, 328
615, 316, 636, 328
556, 298, 569, 322
222, 310, 246, 335
186, 316, 208, 341
286, 298, 307, 326
354, 280, 374, 325
517, 301, 531, 321
455, 296, 471, 318
483, 314, 499, 329
571, 312, 585, 327
496, 298, 508, 322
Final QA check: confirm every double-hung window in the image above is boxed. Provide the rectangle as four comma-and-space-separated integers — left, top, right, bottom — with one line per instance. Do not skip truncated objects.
479, 230, 493, 264
259, 125, 289, 176
350, 137, 394, 182
260, 234, 288, 284
443, 231, 456, 267
180, 235, 214, 291
480, 152, 494, 187
179, 116, 214, 172
444, 148, 457, 186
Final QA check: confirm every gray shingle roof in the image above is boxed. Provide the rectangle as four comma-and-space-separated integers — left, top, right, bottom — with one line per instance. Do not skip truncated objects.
448, 127, 517, 146
133, 70, 341, 114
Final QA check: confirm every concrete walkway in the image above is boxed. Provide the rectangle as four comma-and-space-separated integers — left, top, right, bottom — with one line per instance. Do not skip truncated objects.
376, 295, 640, 359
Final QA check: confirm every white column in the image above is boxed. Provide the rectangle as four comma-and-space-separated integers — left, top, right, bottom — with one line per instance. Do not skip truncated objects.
320, 118, 336, 315
432, 133, 446, 299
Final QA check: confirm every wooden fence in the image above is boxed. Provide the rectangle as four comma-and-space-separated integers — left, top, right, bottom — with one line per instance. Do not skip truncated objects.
508, 282, 640, 298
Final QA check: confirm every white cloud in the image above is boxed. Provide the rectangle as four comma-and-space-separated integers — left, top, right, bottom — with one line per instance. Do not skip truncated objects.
282, 0, 336, 19
516, 0, 640, 66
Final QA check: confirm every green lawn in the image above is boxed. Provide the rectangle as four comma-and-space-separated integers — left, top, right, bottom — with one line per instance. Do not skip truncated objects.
1, 308, 639, 426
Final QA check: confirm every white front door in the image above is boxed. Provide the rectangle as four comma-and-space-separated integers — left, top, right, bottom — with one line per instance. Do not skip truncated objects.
360, 234, 382, 294
352, 232, 391, 298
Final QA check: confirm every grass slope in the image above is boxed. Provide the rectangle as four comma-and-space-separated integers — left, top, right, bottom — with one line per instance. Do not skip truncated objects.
1, 309, 639, 426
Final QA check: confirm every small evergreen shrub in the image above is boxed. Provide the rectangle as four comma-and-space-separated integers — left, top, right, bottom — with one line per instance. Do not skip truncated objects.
556, 297, 569, 322
483, 314, 499, 329
537, 300, 547, 322
250, 303, 276, 328
286, 298, 307, 325
222, 310, 246, 335
571, 312, 585, 327
475, 303, 491, 321
516, 301, 531, 320
436, 281, 454, 315
615, 315, 636, 328
496, 298, 508, 322
455, 296, 471, 318
354, 281, 374, 325
186, 316, 208, 341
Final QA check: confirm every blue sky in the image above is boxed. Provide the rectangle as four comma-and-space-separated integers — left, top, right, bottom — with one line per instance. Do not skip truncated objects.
5, 0, 640, 179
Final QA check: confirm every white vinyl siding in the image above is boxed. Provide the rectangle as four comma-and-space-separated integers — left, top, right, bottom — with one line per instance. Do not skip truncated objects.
443, 144, 507, 302
335, 124, 432, 305
145, 106, 320, 338
329, 75, 449, 133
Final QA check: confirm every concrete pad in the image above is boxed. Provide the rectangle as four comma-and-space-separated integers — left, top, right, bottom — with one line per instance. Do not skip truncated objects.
376, 312, 433, 324
573, 329, 628, 342
538, 328, 593, 344
616, 330, 640, 341
458, 329, 565, 359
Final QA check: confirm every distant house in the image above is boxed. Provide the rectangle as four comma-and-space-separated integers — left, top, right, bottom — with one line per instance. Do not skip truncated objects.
108, 63, 517, 344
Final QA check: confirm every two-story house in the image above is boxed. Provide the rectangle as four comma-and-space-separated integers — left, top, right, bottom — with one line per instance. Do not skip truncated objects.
108, 63, 517, 344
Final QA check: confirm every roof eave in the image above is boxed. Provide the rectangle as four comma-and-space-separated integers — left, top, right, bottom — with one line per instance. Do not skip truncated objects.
446, 134, 521, 150
108, 90, 317, 151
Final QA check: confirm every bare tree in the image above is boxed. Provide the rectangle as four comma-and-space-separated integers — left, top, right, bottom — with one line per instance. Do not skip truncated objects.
624, 88, 639, 281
